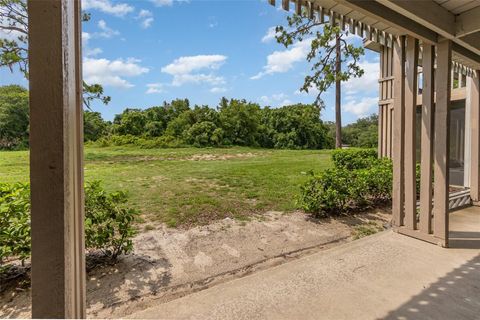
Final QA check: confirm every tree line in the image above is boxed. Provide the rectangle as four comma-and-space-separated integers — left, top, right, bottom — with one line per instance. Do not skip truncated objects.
0, 84, 377, 150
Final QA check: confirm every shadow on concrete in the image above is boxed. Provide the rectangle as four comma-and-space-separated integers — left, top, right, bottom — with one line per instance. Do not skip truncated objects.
381, 254, 480, 320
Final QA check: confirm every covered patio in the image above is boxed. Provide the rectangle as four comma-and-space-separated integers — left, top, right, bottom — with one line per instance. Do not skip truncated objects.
127, 207, 480, 319
27, 0, 480, 318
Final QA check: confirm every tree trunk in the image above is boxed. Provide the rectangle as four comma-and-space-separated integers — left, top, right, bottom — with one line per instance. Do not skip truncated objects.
335, 34, 342, 149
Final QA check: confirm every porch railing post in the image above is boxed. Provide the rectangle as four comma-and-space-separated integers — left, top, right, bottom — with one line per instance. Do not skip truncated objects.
469, 71, 480, 203
29, 0, 86, 317
433, 39, 452, 247
419, 44, 435, 234
404, 36, 419, 230
392, 35, 406, 227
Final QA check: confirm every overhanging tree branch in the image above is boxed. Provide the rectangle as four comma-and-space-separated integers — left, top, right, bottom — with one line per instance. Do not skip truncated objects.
0, 0, 110, 109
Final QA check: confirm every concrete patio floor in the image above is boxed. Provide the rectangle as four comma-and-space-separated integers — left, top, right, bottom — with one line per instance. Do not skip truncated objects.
129, 207, 480, 320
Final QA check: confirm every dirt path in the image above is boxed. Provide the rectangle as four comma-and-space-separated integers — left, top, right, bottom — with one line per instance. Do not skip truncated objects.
1, 209, 391, 319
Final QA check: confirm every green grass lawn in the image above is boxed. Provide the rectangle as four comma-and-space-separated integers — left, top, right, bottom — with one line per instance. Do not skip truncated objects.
0, 146, 332, 228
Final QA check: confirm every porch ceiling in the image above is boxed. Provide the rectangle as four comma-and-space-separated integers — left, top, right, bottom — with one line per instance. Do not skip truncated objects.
273, 0, 480, 71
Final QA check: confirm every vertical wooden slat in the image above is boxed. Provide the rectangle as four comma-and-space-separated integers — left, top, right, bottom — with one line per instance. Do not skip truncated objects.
378, 105, 384, 157
383, 104, 392, 157
469, 71, 480, 202
386, 106, 392, 158
434, 39, 452, 247
29, 0, 86, 317
420, 44, 435, 234
390, 107, 394, 158
392, 36, 406, 227
404, 36, 419, 230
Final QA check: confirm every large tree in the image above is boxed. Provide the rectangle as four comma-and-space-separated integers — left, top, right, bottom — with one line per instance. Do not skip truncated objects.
0, 0, 110, 108
276, 14, 365, 148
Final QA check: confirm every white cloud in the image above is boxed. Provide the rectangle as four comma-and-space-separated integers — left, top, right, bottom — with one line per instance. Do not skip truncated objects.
170, 74, 225, 87
85, 47, 103, 57
161, 55, 227, 87
258, 93, 291, 106
150, 0, 173, 6
162, 55, 226, 75
343, 96, 378, 118
343, 59, 379, 95
294, 87, 320, 97
261, 26, 279, 43
82, 32, 102, 57
96, 19, 120, 38
137, 9, 154, 29
82, 0, 134, 17
146, 83, 165, 94
82, 32, 91, 43
210, 87, 227, 93
83, 57, 149, 88
251, 39, 311, 80
208, 16, 218, 28
150, 0, 189, 6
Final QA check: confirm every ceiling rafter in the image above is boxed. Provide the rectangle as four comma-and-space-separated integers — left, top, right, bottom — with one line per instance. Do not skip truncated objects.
268, 0, 480, 72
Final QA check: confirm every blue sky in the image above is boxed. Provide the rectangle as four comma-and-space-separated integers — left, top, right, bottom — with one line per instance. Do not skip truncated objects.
0, 0, 380, 124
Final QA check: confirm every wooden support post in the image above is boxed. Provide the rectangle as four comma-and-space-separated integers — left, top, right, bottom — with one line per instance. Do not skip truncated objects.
392, 36, 406, 227
29, 0, 86, 318
434, 39, 452, 247
469, 71, 480, 203
420, 45, 435, 234
404, 36, 419, 230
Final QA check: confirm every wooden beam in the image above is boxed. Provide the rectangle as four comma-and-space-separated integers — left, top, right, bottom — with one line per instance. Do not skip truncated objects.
377, 0, 455, 38
29, 0, 86, 318
374, 0, 480, 60
451, 42, 480, 67
392, 35, 406, 227
420, 44, 435, 235
456, 6, 480, 38
469, 71, 480, 202
433, 39, 452, 247
404, 36, 419, 230
337, 0, 438, 44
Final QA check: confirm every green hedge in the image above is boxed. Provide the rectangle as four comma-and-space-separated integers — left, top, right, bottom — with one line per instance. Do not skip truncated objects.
299, 148, 394, 217
0, 181, 138, 270
299, 159, 393, 216
331, 148, 378, 170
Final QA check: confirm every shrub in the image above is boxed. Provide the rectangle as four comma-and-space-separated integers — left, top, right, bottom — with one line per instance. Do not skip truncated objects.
84, 181, 138, 259
331, 148, 378, 170
0, 183, 30, 266
0, 181, 138, 270
298, 168, 351, 214
298, 156, 393, 217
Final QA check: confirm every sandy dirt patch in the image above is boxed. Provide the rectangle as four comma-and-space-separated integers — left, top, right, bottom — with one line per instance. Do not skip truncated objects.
0, 209, 391, 319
